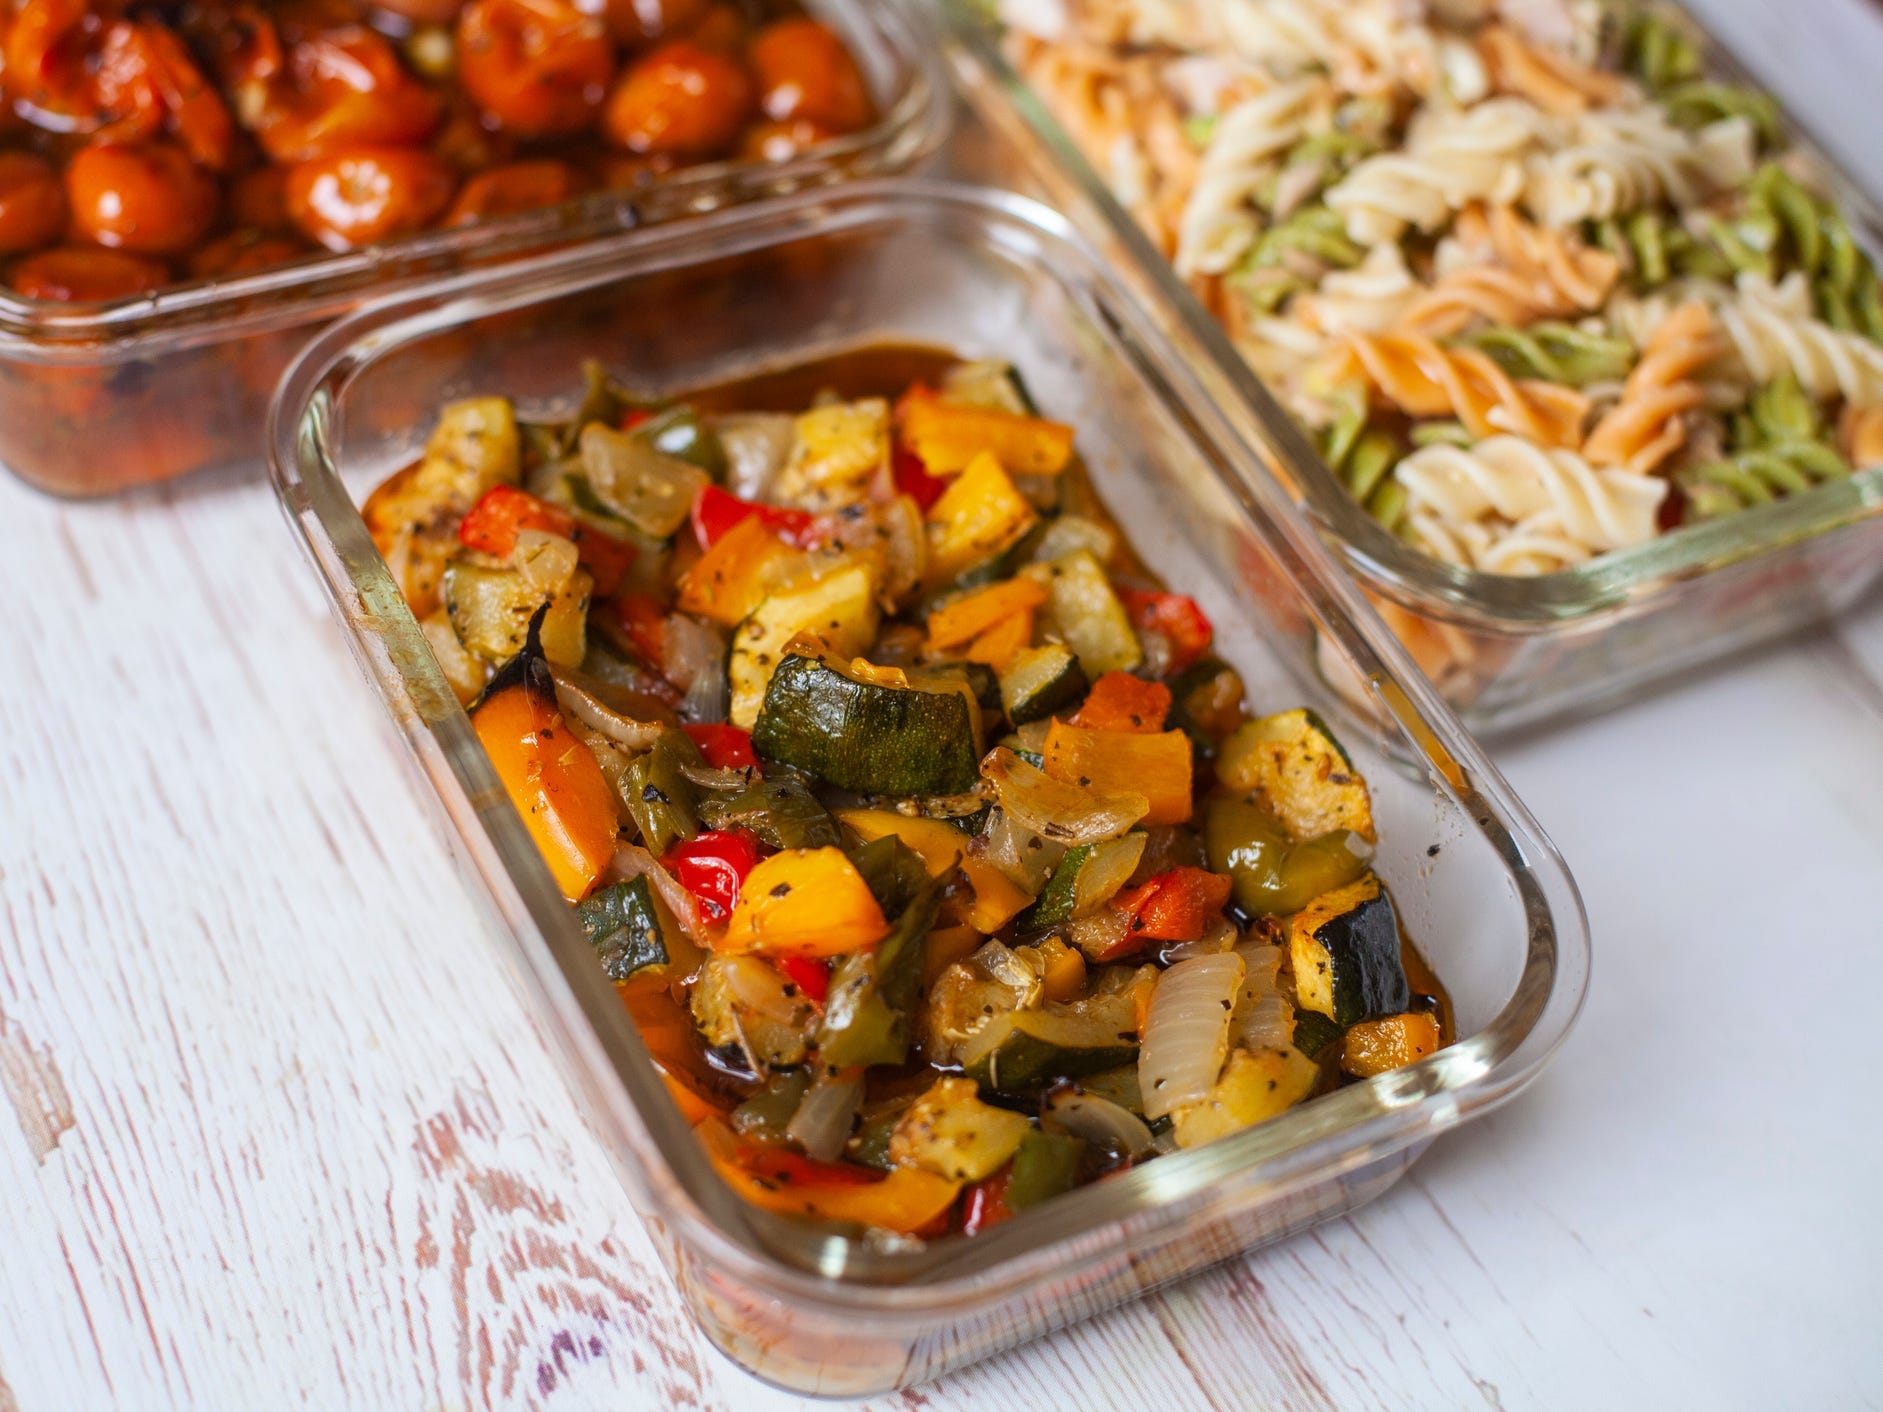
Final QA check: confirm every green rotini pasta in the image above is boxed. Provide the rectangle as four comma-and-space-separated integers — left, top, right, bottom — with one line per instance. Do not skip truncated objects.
1586, 210, 1730, 287
1679, 376, 1852, 518
1229, 205, 1366, 314
1317, 388, 1409, 531
1462, 324, 1638, 385
1660, 81, 1781, 148
1617, 8, 1703, 90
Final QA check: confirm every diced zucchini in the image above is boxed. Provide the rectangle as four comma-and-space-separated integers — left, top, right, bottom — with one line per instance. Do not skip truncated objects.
1017, 832, 1146, 929
940, 359, 1037, 415
999, 643, 1088, 725
1170, 1044, 1321, 1149
728, 560, 879, 729
887, 1077, 1031, 1183
1005, 1129, 1083, 1209
573, 875, 671, 982
1291, 1009, 1344, 1060
415, 396, 521, 505
1218, 708, 1376, 843
778, 398, 889, 509
960, 1003, 1140, 1092
1017, 844, 1090, 931
443, 561, 591, 666
753, 653, 982, 796
1340, 1011, 1441, 1078
690, 955, 816, 1068
1028, 550, 1141, 675
924, 452, 1039, 586
1290, 879, 1410, 1027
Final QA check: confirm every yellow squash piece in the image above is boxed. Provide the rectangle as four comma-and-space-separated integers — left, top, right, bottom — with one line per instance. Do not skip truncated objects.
1042, 721, 1194, 826
923, 452, 1038, 588
1218, 709, 1376, 842
1341, 1012, 1441, 1078
888, 1077, 1033, 1182
1170, 1045, 1322, 1149
835, 809, 968, 877
719, 848, 891, 958
901, 399, 1076, 477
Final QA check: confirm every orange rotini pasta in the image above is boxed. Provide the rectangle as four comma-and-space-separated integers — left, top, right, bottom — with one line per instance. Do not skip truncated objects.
1584, 301, 1724, 473
1330, 333, 1591, 448
1397, 206, 1621, 337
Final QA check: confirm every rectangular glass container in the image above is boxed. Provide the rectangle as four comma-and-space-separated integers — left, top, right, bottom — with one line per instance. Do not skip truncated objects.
937, 1, 1883, 736
269, 179, 1588, 1396
0, 0, 945, 501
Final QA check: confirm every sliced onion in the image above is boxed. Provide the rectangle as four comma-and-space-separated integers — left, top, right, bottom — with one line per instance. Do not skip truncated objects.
982, 747, 1148, 847
580, 422, 707, 537
982, 806, 1065, 893
787, 1068, 863, 1163
972, 940, 1042, 1009
714, 412, 796, 501
1139, 952, 1245, 1121
1071, 832, 1149, 918
1231, 944, 1293, 1051
1043, 1086, 1154, 1160
610, 843, 707, 941
1030, 514, 1116, 566
552, 666, 666, 752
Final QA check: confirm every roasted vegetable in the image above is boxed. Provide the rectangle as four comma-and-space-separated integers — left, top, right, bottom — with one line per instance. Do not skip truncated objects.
1042, 721, 1193, 827
901, 399, 1075, 477
1290, 879, 1411, 1027
1218, 709, 1376, 843
999, 643, 1088, 725
835, 809, 969, 878
1170, 1044, 1321, 1148
719, 847, 891, 959
1341, 1011, 1441, 1078
818, 868, 942, 1068
1203, 794, 1373, 917
924, 452, 1039, 586
574, 876, 673, 982
1028, 550, 1141, 675
472, 613, 619, 900
753, 653, 982, 797
728, 561, 880, 729
888, 1077, 1032, 1183
443, 559, 591, 666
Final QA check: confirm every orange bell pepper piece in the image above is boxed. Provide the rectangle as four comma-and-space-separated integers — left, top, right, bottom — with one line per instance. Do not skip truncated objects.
675, 513, 801, 628
1110, 867, 1235, 946
901, 399, 1075, 477
698, 1120, 962, 1234
925, 576, 1048, 650
1042, 721, 1193, 825
717, 848, 890, 958
472, 677, 620, 900
1068, 671, 1171, 733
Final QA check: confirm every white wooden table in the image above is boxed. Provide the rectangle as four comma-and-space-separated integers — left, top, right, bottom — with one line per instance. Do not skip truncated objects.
5, 2, 1883, 1406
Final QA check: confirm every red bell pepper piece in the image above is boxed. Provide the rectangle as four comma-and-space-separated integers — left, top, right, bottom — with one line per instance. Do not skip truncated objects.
959, 1167, 1015, 1236
620, 408, 654, 431
1068, 672, 1172, 734
690, 484, 818, 551
682, 723, 759, 772
1110, 867, 1235, 945
892, 443, 948, 513
777, 955, 831, 1007
459, 485, 636, 595
664, 830, 762, 925
735, 1142, 877, 1190
606, 593, 667, 671
1118, 588, 1214, 674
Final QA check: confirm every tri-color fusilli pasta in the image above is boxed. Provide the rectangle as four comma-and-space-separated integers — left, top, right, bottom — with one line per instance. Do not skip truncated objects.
1001, 0, 1883, 573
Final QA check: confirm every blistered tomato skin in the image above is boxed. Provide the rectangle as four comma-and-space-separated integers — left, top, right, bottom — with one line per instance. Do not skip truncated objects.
600, 0, 710, 46
285, 145, 457, 251
65, 142, 220, 256
0, 152, 68, 254
457, 0, 616, 139
748, 18, 871, 132
251, 28, 444, 164
737, 117, 837, 163
444, 159, 581, 225
9, 246, 170, 301
602, 40, 755, 157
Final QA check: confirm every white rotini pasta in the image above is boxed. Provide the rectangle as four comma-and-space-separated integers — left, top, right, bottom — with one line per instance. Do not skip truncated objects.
1296, 242, 1421, 335
1203, 0, 1487, 101
1326, 98, 1550, 245
1398, 435, 1668, 573
1614, 273, 1883, 408
1523, 110, 1755, 226
1174, 79, 1327, 276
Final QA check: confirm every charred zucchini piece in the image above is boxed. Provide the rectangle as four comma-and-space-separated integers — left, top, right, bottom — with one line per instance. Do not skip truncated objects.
960, 1006, 1139, 1092
1218, 709, 1375, 843
443, 561, 591, 666
1005, 1129, 1083, 1209
1291, 1009, 1344, 1061
753, 654, 980, 796
573, 875, 671, 982
1027, 550, 1141, 675
888, 1077, 1032, 1183
999, 643, 1087, 725
1290, 879, 1410, 1027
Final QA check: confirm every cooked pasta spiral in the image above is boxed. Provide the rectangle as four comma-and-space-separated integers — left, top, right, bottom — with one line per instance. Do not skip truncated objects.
1840, 404, 1883, 468
1326, 98, 1549, 246
1478, 23, 1628, 115
1523, 109, 1755, 227
1175, 79, 1327, 276
1330, 331, 1591, 446
1583, 299, 1723, 472
1396, 203, 1619, 335
1297, 242, 1420, 335
1399, 434, 1668, 572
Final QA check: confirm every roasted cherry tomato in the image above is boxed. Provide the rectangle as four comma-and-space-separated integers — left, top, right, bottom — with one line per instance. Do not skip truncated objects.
66, 141, 219, 256
603, 40, 754, 157
187, 231, 307, 277
664, 829, 762, 925
0, 152, 68, 254
457, 0, 615, 138
251, 26, 442, 162
372, 0, 468, 22
599, 0, 710, 46
443, 158, 580, 224
748, 17, 870, 132
737, 117, 837, 163
285, 144, 456, 250
94, 21, 237, 170
9, 246, 169, 301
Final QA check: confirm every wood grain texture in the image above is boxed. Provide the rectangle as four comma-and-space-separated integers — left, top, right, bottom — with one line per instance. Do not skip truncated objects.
5, 1, 1883, 1406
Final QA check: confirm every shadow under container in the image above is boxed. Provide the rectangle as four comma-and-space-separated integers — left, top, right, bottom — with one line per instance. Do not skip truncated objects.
0, 0, 946, 500
270, 179, 1589, 1396
938, 2, 1883, 738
